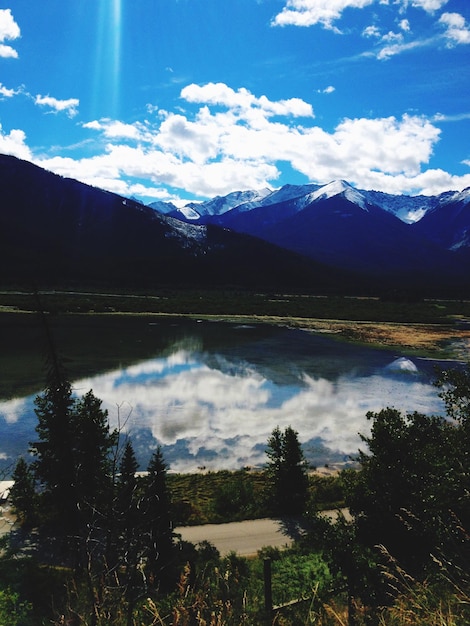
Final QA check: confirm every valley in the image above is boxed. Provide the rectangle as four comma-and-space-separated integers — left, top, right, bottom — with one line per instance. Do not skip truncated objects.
2, 289, 470, 360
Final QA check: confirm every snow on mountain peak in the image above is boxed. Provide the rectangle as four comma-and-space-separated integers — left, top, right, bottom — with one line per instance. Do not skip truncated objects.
309, 180, 368, 210
189, 188, 273, 217
441, 187, 470, 207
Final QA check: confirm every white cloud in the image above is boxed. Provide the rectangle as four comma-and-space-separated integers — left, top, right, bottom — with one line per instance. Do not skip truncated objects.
376, 37, 429, 59
0, 82, 17, 98
181, 82, 314, 118
318, 85, 336, 94
35, 94, 79, 118
439, 12, 470, 45
272, 0, 375, 30
399, 18, 411, 32
409, 0, 448, 13
0, 124, 32, 160
381, 30, 404, 43
83, 119, 145, 140
0, 8, 20, 58
33, 81, 470, 199
363, 24, 381, 38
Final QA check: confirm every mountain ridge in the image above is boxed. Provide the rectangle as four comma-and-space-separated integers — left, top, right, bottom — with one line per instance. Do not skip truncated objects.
0, 154, 353, 293
151, 180, 470, 226
1, 154, 469, 296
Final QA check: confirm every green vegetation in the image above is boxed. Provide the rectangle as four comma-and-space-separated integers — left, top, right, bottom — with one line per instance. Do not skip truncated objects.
2, 288, 470, 322
168, 469, 345, 526
265, 426, 309, 516
0, 291, 469, 624
2, 366, 469, 624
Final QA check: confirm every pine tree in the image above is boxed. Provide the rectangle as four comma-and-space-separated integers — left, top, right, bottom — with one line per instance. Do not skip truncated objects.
266, 426, 309, 515
73, 390, 117, 519
9, 457, 37, 528
116, 440, 139, 565
142, 447, 175, 589
31, 377, 78, 532
114, 440, 142, 621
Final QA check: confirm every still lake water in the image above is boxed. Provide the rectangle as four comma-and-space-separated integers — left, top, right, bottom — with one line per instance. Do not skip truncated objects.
0, 318, 454, 473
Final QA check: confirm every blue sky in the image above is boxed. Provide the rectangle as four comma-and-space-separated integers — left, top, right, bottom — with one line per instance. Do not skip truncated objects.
1, 0, 469, 205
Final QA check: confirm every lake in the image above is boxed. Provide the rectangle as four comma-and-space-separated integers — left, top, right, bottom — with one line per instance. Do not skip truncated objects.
0, 317, 455, 474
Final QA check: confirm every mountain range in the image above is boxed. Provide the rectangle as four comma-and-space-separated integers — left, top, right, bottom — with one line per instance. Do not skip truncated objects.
0, 154, 343, 292
1, 153, 469, 296
151, 179, 470, 292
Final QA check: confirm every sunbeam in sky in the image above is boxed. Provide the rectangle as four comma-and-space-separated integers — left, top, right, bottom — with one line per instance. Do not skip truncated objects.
0, 1, 469, 205
92, 0, 123, 118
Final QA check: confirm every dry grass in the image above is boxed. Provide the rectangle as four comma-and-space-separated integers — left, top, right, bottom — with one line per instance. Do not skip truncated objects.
189, 309, 470, 359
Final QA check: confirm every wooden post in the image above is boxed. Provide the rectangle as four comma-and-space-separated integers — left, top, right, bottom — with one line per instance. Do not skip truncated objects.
264, 558, 273, 618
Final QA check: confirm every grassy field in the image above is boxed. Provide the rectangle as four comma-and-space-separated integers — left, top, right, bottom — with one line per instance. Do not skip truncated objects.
2, 288, 470, 322
1, 288, 470, 358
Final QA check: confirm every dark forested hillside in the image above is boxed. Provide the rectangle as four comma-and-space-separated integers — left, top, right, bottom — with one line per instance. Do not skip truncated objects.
1, 154, 468, 296
0, 155, 350, 292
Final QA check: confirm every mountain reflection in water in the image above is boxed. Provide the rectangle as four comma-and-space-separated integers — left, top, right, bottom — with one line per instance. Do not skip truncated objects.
0, 320, 450, 472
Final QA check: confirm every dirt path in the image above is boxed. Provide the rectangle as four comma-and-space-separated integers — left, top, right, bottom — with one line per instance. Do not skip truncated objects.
176, 510, 350, 557
177, 519, 291, 557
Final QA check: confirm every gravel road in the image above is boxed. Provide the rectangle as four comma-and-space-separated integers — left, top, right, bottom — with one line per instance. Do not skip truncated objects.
176, 518, 292, 557
176, 510, 349, 557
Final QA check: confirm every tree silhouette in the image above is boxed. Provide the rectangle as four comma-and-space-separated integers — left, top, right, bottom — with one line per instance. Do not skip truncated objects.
142, 447, 176, 589
9, 457, 37, 529
266, 426, 309, 515
344, 406, 465, 577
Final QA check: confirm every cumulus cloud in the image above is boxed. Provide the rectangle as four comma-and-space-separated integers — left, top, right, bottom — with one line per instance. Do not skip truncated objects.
271, 0, 375, 30
35, 94, 79, 118
34, 81, 470, 199
371, 10, 470, 60
181, 82, 314, 118
409, 0, 449, 12
271, 0, 448, 31
399, 19, 411, 32
272, 0, 467, 64
64, 349, 443, 472
0, 8, 20, 58
0, 124, 32, 160
0, 82, 17, 98
363, 24, 381, 38
439, 12, 470, 45
83, 119, 145, 140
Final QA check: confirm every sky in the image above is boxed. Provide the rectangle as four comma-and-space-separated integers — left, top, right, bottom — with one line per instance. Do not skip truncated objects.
0, 0, 469, 205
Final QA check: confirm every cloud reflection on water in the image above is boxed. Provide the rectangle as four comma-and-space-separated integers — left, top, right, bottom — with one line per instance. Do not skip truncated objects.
71, 351, 444, 472
0, 325, 447, 473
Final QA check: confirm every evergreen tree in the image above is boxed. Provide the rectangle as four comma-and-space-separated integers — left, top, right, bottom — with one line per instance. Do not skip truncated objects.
116, 440, 139, 567
142, 447, 175, 589
9, 457, 37, 528
31, 377, 78, 531
73, 390, 117, 519
114, 440, 142, 622
344, 406, 464, 576
266, 426, 309, 515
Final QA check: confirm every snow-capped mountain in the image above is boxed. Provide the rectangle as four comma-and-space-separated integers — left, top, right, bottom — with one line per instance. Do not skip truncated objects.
149, 179, 470, 288
155, 188, 273, 222
411, 187, 470, 251
2, 153, 469, 295
155, 179, 469, 227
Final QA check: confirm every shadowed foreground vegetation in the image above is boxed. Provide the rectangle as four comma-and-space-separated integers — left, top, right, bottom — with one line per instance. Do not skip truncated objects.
0, 291, 469, 624
1, 364, 469, 624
